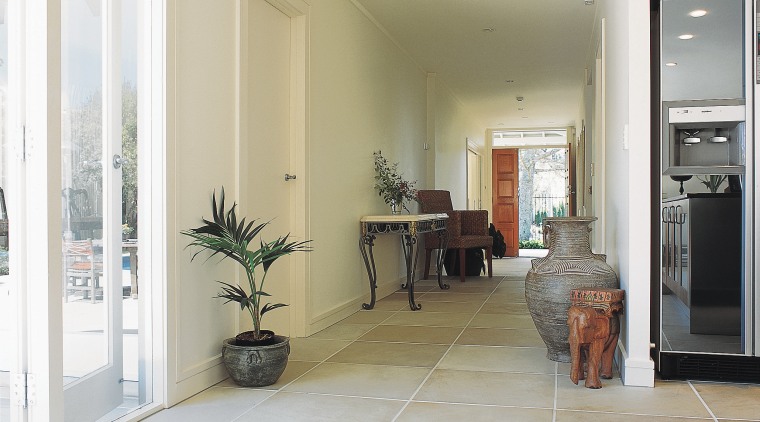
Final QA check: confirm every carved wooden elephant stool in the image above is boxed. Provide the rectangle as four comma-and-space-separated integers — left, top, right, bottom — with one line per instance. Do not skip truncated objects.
567, 288, 624, 389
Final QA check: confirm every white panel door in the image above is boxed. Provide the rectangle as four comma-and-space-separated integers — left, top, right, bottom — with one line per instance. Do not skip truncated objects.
246, 0, 293, 336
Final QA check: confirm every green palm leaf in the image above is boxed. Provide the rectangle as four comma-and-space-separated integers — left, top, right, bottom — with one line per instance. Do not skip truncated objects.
181, 187, 312, 341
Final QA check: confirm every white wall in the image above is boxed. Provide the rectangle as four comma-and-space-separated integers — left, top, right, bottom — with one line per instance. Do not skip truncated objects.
306, 0, 429, 331
430, 75, 486, 208
162, 0, 463, 404
164, 0, 239, 405
586, 0, 654, 387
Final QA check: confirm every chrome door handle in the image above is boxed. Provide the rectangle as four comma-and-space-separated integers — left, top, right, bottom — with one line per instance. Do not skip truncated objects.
285, 174, 297, 181
113, 154, 128, 169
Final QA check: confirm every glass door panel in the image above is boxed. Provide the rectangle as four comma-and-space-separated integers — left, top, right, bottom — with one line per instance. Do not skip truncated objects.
61, 0, 123, 419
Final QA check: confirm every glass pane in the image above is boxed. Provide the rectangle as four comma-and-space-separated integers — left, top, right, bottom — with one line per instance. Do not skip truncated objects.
120, 0, 143, 413
61, 0, 108, 383
62, 0, 143, 418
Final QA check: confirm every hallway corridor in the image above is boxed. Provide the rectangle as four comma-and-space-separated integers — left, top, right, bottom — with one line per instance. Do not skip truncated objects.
145, 257, 760, 421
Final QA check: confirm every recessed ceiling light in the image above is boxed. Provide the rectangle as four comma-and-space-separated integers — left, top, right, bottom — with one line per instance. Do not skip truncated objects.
522, 117, 529, 119
665, 62, 678, 67
482, 28, 494, 33
516, 96, 524, 102
518, 107, 525, 111
505, 80, 515, 83
678, 34, 694, 40
498, 123, 505, 126
689, 9, 707, 18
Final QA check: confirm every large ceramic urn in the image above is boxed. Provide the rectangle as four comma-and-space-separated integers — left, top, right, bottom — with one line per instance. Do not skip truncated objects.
525, 217, 618, 362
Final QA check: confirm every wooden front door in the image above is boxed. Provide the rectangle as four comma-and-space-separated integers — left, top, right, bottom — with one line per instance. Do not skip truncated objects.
492, 149, 519, 257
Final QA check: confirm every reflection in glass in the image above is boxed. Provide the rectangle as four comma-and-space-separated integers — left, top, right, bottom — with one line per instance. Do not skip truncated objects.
661, 0, 744, 101
659, 0, 747, 360
61, 0, 108, 382
61, 1, 144, 417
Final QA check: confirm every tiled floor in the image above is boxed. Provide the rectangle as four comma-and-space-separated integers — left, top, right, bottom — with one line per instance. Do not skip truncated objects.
144, 256, 760, 422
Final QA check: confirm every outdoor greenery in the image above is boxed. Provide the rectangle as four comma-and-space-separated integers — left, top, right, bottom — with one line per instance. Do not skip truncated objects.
65, 83, 138, 234
0, 247, 8, 276
181, 188, 311, 342
519, 240, 545, 249
121, 83, 138, 236
518, 148, 567, 242
534, 203, 567, 226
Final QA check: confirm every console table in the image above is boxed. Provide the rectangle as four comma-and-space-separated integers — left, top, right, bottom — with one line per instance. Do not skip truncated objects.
359, 213, 449, 311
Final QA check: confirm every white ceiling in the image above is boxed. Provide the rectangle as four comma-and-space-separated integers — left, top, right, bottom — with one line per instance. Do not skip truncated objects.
353, 0, 598, 130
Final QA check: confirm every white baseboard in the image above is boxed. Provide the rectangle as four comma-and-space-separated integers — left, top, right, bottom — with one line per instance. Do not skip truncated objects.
616, 340, 655, 387
167, 363, 229, 407
305, 275, 406, 336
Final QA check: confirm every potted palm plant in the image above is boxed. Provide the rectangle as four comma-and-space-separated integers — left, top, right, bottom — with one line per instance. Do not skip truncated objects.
181, 187, 311, 386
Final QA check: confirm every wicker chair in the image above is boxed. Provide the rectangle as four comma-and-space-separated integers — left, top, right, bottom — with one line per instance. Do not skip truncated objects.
417, 190, 493, 283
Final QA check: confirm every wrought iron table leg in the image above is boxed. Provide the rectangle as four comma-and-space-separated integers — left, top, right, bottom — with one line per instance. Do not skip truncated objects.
436, 228, 450, 290
359, 234, 377, 310
400, 236, 410, 290
401, 234, 421, 310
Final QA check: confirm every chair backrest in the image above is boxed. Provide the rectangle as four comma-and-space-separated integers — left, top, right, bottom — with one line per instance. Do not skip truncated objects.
64, 239, 94, 257
417, 190, 454, 213
63, 239, 99, 271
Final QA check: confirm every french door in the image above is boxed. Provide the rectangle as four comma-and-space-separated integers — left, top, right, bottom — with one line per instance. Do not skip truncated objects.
4, 0, 152, 420
60, 0, 124, 420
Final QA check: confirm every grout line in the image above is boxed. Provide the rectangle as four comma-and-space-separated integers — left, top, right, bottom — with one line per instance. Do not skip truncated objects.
558, 408, 720, 420
407, 399, 551, 410
233, 306, 404, 418
390, 276, 505, 421
688, 381, 718, 422
552, 362, 558, 422
245, 390, 410, 403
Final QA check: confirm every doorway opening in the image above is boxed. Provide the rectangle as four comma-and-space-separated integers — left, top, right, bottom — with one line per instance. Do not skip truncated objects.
492, 129, 569, 257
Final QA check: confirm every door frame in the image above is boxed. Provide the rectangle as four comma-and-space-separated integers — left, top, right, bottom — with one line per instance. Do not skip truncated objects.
466, 140, 482, 210
17, 0, 65, 419
592, 18, 607, 254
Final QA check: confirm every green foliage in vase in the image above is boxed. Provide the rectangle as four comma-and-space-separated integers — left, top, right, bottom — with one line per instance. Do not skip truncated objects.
373, 151, 418, 211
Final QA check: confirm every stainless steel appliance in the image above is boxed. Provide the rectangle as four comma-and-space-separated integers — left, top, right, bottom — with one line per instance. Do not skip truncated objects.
654, 0, 758, 383
662, 100, 746, 176
661, 194, 742, 338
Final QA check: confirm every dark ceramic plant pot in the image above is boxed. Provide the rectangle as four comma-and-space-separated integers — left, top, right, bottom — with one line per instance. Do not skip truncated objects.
525, 217, 618, 362
221, 334, 290, 387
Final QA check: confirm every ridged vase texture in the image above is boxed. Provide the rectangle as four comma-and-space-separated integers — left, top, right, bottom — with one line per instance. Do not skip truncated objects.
525, 217, 618, 362
221, 336, 290, 387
